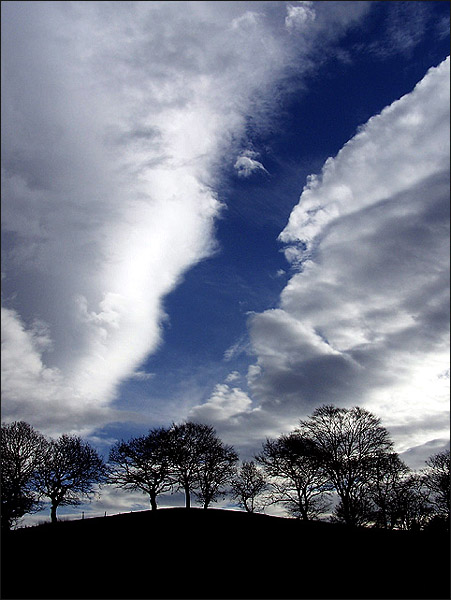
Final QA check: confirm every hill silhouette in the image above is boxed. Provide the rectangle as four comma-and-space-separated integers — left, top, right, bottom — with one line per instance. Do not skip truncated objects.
2, 508, 449, 599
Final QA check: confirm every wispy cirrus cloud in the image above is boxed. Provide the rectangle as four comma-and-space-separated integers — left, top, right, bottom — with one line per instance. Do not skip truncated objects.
364, 2, 449, 58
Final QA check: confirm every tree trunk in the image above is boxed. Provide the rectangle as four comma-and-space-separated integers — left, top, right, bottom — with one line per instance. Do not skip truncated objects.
343, 496, 355, 526
50, 503, 58, 524
150, 494, 157, 511
184, 485, 191, 509
298, 489, 309, 521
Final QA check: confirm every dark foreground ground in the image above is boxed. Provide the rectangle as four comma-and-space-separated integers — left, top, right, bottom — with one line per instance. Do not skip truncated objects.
2, 508, 450, 599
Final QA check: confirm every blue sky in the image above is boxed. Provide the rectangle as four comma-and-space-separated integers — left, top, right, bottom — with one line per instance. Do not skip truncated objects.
2, 1, 450, 518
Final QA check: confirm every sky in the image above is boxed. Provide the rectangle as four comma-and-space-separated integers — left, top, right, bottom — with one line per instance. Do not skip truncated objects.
1, 1, 450, 518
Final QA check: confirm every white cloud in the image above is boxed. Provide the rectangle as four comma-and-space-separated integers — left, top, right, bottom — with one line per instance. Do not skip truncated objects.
0, 1, 379, 436
1, 1, 294, 434
232, 57, 450, 454
231, 10, 264, 31
188, 382, 278, 458
280, 57, 450, 253
189, 383, 253, 424
223, 336, 249, 362
285, 2, 316, 31
1, 307, 137, 437
400, 438, 450, 471
225, 371, 241, 383
129, 371, 155, 382
234, 150, 268, 178
365, 3, 443, 59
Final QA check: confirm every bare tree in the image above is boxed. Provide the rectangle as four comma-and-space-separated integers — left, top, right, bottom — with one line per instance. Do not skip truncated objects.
1, 421, 47, 530
256, 433, 332, 520
194, 439, 238, 509
230, 461, 267, 513
423, 449, 450, 525
297, 405, 394, 526
35, 434, 106, 523
167, 422, 213, 508
168, 422, 237, 508
392, 473, 432, 531
108, 428, 173, 510
369, 453, 411, 529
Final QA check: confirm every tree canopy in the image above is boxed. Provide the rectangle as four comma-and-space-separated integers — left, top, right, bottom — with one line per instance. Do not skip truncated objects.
296, 405, 394, 525
1, 421, 47, 530
34, 434, 107, 523
109, 427, 173, 511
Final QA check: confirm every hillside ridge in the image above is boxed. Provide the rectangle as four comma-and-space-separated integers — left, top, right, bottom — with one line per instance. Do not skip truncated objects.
2, 508, 449, 599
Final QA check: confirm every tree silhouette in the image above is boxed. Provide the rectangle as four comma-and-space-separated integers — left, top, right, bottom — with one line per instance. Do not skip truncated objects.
1, 421, 47, 530
391, 472, 432, 531
256, 433, 332, 519
108, 428, 173, 510
423, 449, 450, 527
166, 422, 209, 508
35, 434, 106, 523
298, 405, 393, 526
167, 422, 234, 508
230, 461, 267, 513
194, 438, 238, 509
369, 452, 410, 529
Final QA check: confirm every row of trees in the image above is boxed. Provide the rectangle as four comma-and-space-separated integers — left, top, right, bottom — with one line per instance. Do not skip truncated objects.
109, 422, 237, 511
1, 421, 238, 529
2, 406, 449, 532
253, 406, 450, 530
